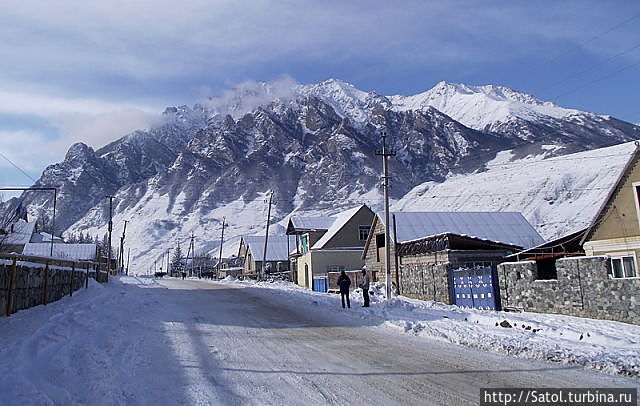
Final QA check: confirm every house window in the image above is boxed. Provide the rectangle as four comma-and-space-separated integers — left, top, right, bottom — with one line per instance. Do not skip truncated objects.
375, 233, 385, 262
301, 234, 309, 254
634, 182, 640, 229
610, 256, 637, 278
327, 265, 345, 273
358, 225, 371, 241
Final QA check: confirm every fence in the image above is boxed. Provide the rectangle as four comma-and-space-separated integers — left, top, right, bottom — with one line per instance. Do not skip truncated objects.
0, 253, 106, 316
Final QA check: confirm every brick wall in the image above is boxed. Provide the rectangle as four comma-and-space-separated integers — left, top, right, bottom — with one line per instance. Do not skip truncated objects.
498, 256, 640, 325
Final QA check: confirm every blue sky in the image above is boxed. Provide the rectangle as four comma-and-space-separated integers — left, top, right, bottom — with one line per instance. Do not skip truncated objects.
1, 0, 639, 195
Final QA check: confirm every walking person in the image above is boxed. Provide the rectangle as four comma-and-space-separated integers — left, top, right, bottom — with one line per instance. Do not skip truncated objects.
337, 270, 351, 308
359, 267, 370, 307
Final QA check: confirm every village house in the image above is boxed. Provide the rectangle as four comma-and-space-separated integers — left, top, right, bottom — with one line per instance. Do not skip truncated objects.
499, 145, 640, 324
287, 204, 375, 290
0, 219, 37, 254
362, 211, 544, 308
237, 235, 294, 279
1, 219, 96, 262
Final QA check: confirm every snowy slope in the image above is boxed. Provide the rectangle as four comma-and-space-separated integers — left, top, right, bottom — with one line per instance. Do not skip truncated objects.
389, 81, 584, 131
5, 79, 640, 273
393, 141, 639, 240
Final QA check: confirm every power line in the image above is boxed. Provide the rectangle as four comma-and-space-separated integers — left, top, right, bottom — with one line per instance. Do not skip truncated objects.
537, 41, 640, 93
552, 59, 640, 100
0, 152, 38, 183
512, 10, 640, 83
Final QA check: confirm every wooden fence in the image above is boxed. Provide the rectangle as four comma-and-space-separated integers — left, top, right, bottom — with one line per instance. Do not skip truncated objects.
0, 253, 107, 316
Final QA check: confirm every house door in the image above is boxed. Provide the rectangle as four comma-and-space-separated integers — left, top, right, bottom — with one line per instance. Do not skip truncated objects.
305, 264, 310, 289
450, 266, 500, 310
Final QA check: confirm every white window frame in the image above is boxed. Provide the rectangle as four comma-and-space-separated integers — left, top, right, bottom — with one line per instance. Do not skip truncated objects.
358, 225, 371, 241
609, 254, 638, 279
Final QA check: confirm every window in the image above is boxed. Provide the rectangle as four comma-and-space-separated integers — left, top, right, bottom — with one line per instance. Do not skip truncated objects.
358, 225, 371, 241
301, 234, 309, 254
610, 256, 637, 278
634, 182, 640, 229
535, 258, 557, 280
375, 234, 385, 248
327, 265, 345, 273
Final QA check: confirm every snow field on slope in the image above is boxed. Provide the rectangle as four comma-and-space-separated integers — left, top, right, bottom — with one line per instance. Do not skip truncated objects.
393, 141, 637, 240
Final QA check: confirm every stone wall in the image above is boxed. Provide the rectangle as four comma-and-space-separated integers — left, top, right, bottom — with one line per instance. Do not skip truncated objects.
397, 253, 452, 304
498, 256, 640, 325
0, 261, 96, 316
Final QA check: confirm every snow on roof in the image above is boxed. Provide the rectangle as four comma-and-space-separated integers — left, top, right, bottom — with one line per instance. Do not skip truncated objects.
22, 243, 97, 261
311, 205, 367, 249
379, 211, 544, 249
288, 216, 334, 231
242, 235, 294, 262
1, 220, 36, 246
30, 232, 64, 243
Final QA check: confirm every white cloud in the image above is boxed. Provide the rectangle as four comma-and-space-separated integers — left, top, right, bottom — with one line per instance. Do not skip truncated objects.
202, 75, 299, 118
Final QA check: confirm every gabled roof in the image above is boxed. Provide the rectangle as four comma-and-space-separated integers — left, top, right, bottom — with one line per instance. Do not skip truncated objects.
581, 143, 640, 245
22, 243, 97, 261
286, 216, 334, 234
311, 205, 371, 250
0, 220, 36, 246
240, 235, 294, 262
365, 211, 544, 253
30, 232, 63, 243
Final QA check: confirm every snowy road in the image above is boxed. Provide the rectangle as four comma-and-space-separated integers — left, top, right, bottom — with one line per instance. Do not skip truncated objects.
0, 277, 637, 405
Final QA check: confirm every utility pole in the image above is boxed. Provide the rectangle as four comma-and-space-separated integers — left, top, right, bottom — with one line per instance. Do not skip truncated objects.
376, 131, 395, 300
126, 248, 131, 276
261, 191, 273, 281
105, 195, 114, 281
186, 232, 195, 277
119, 220, 129, 274
217, 218, 226, 277
166, 248, 172, 276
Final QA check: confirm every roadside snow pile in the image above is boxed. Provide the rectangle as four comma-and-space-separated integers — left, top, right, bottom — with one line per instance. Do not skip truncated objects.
215, 278, 640, 377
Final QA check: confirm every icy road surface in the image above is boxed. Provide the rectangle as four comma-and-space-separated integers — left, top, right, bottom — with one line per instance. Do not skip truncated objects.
0, 276, 637, 405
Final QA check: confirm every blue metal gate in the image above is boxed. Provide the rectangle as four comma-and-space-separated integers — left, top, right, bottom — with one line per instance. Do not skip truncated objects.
313, 277, 328, 293
451, 266, 500, 310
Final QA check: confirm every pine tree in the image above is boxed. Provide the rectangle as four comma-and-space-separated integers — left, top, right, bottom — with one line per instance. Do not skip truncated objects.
171, 244, 184, 274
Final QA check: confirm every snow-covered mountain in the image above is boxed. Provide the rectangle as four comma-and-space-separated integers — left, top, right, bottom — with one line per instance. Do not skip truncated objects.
393, 141, 638, 240
3, 79, 640, 271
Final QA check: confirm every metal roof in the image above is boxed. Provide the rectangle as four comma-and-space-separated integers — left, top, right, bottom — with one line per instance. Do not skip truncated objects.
1, 220, 36, 246
287, 216, 334, 232
22, 243, 97, 261
381, 211, 545, 249
241, 235, 294, 262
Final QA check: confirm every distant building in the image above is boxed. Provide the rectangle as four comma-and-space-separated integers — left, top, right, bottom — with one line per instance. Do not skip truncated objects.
22, 243, 97, 262
287, 205, 375, 289
0, 220, 36, 254
238, 235, 294, 278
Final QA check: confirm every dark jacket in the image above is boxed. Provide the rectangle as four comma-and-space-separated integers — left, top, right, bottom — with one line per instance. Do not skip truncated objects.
337, 274, 351, 293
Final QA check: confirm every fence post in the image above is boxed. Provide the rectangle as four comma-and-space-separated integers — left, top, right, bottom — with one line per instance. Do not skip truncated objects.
43, 261, 49, 306
6, 258, 17, 316
69, 262, 75, 297
86, 263, 89, 289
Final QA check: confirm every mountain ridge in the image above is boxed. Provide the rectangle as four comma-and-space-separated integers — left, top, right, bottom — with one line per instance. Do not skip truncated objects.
2, 78, 639, 270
